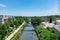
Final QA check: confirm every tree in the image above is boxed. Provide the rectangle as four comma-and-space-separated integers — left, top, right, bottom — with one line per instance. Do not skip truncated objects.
31, 17, 42, 26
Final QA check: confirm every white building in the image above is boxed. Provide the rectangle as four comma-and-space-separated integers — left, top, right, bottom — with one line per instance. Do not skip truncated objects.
41, 22, 55, 28
0, 15, 3, 24
0, 15, 15, 24
53, 20, 60, 36
55, 20, 60, 25
53, 25, 60, 36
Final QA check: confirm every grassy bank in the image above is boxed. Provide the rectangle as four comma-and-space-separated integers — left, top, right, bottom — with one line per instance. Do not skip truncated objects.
35, 25, 58, 40
10, 22, 27, 40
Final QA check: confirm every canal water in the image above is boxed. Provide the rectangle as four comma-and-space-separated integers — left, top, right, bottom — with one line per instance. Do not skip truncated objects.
19, 22, 38, 40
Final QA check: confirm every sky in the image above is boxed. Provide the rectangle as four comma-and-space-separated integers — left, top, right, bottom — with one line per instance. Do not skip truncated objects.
0, 0, 59, 16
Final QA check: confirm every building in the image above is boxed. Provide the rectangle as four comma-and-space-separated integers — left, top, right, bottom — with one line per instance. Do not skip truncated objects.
53, 25, 60, 36
55, 20, 60, 25
42, 17, 49, 22
52, 19, 60, 36
41, 22, 54, 28
0, 15, 15, 24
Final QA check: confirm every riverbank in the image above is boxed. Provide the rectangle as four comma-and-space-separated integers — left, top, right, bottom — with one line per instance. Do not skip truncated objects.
34, 25, 58, 40
11, 22, 27, 40
5, 21, 26, 40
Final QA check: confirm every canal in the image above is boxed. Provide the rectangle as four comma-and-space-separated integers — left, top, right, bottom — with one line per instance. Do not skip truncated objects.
19, 22, 38, 40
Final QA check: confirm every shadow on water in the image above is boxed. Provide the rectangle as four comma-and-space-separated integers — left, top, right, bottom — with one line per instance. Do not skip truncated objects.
19, 22, 38, 40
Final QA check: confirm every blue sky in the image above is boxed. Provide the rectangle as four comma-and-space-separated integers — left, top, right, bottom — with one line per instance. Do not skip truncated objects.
0, 0, 59, 16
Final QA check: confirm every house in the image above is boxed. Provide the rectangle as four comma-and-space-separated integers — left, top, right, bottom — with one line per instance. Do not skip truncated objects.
41, 22, 54, 28
55, 20, 60, 25
0, 15, 15, 24
42, 17, 49, 22
53, 25, 60, 36
52, 19, 60, 36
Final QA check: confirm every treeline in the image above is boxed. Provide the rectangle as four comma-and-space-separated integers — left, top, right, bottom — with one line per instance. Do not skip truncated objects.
0, 16, 29, 40
31, 15, 60, 26
15, 16, 29, 23
31, 16, 42, 26
40, 15, 60, 22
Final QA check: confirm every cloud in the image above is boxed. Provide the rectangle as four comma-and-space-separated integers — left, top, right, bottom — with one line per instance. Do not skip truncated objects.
39, 5, 59, 16
0, 4, 6, 7
17, 6, 58, 16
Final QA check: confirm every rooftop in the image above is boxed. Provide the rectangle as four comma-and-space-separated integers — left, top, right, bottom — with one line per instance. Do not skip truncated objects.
53, 25, 60, 32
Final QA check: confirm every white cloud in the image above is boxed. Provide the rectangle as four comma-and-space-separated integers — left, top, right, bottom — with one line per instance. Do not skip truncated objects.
44, 6, 59, 15
0, 4, 6, 7
18, 6, 58, 16
17, 5, 59, 16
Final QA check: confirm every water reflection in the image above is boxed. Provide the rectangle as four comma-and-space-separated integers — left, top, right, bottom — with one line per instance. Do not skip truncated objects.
19, 22, 38, 40
24, 27, 34, 31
